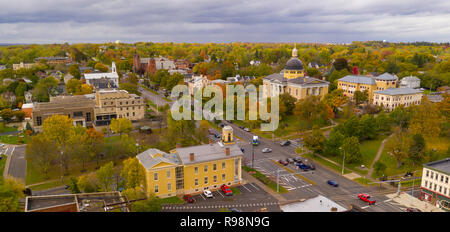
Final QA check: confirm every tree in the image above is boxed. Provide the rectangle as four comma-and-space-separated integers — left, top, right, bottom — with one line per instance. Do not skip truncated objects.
131, 195, 162, 212
25, 135, 58, 178
279, 92, 296, 118
0, 178, 25, 212
110, 118, 133, 136
323, 89, 348, 113
408, 97, 442, 138
302, 126, 326, 154
333, 58, 349, 71
82, 128, 105, 168
32, 76, 59, 102
13, 110, 25, 122
68, 64, 81, 79
68, 177, 81, 194
95, 63, 109, 72
342, 136, 362, 164
359, 114, 378, 140
0, 109, 13, 123
408, 134, 426, 166
41, 115, 74, 174
121, 158, 146, 189
97, 162, 115, 192
77, 173, 98, 193
385, 127, 410, 168
79, 84, 93, 94
373, 161, 387, 176
66, 78, 83, 94
353, 90, 368, 105
324, 130, 345, 157
294, 96, 333, 127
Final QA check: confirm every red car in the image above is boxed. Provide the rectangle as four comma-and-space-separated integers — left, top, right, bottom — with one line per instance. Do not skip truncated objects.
220, 184, 233, 196
183, 194, 195, 203
358, 193, 376, 205
278, 160, 289, 166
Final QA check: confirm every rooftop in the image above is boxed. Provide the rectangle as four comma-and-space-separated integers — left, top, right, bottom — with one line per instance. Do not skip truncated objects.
338, 75, 376, 85
34, 95, 96, 110
374, 87, 422, 96
375, 72, 398, 80
424, 158, 450, 175
137, 148, 181, 169
281, 195, 347, 212
175, 142, 243, 165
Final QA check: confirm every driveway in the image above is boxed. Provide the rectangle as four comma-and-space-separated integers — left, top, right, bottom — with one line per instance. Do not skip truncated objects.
5, 145, 27, 181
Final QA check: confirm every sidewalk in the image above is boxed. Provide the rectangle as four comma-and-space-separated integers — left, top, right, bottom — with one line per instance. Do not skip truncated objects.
241, 170, 287, 203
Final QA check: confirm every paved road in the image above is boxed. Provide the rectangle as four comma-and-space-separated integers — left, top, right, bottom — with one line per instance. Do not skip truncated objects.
138, 86, 171, 107
224, 122, 404, 212
5, 145, 27, 181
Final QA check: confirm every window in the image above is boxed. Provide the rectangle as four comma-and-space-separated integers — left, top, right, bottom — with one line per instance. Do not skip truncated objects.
167, 170, 171, 178
168, 183, 171, 191
120, 102, 122, 105
133, 112, 135, 116
195, 179, 198, 186
36, 116, 42, 126
194, 167, 198, 174
214, 175, 217, 183
446, 177, 449, 184
436, 174, 439, 180
431, 172, 434, 179
86, 112, 91, 122
222, 162, 225, 169
441, 176, 444, 182
155, 185, 159, 193
439, 186, 442, 193
222, 174, 226, 181
73, 111, 83, 117
425, 180, 428, 187
154, 173, 158, 181
204, 165, 208, 172
213, 164, 217, 171
204, 177, 208, 184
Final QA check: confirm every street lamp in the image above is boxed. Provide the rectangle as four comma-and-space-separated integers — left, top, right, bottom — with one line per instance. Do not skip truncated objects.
136, 143, 139, 155
339, 147, 345, 175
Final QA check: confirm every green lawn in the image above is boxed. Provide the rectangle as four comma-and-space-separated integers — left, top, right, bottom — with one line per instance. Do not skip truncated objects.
242, 166, 288, 193
372, 136, 450, 179
0, 125, 18, 133
159, 196, 184, 205
302, 153, 352, 175
0, 133, 31, 145
354, 177, 371, 186
0, 154, 7, 184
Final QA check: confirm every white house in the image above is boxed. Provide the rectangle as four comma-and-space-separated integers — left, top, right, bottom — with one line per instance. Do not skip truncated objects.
400, 75, 421, 89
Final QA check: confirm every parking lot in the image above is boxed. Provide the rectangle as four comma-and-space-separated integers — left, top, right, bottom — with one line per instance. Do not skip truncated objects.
161, 183, 281, 212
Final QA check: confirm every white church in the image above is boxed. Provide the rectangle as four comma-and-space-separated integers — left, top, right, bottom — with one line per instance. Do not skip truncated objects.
83, 62, 119, 89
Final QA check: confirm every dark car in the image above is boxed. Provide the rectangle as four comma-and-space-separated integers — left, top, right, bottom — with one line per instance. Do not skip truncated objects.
405, 172, 414, 178
278, 160, 289, 166
226, 120, 233, 123
327, 180, 339, 187
229, 208, 242, 212
286, 158, 295, 164
280, 140, 291, 146
240, 147, 245, 153
239, 126, 245, 129
293, 157, 302, 163
296, 163, 311, 171
308, 163, 316, 170
215, 134, 222, 139
219, 123, 226, 128
23, 188, 32, 196
183, 195, 195, 203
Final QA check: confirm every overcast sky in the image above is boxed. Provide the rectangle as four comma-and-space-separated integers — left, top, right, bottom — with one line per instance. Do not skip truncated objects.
0, 0, 449, 44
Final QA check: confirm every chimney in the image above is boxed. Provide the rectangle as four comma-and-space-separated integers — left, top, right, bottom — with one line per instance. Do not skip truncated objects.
225, 148, 230, 156
190, 153, 195, 161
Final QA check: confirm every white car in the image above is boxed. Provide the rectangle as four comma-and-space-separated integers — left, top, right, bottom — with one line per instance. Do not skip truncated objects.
262, 148, 272, 153
0, 144, 4, 147
203, 190, 213, 198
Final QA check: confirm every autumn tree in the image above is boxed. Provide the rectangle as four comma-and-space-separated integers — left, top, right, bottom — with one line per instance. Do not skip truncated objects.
323, 130, 345, 157
97, 162, 115, 192
385, 127, 410, 168
0, 178, 25, 212
341, 136, 362, 164
121, 158, 146, 189
77, 173, 98, 193
82, 128, 105, 168
323, 89, 348, 113
25, 135, 58, 178
95, 62, 109, 72
110, 118, 133, 136
408, 97, 443, 138
302, 126, 326, 154
68, 64, 81, 79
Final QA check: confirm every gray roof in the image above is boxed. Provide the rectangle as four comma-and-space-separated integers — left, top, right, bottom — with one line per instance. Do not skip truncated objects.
374, 88, 422, 96
424, 158, 450, 175
136, 148, 181, 169
264, 73, 329, 86
376, 73, 398, 80
400, 76, 420, 81
175, 142, 243, 165
338, 75, 376, 85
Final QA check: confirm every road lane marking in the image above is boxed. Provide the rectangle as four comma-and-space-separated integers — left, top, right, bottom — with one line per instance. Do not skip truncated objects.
241, 184, 252, 192
249, 183, 260, 191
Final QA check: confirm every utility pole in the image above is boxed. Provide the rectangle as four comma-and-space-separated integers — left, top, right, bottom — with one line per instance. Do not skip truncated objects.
60, 150, 64, 184
251, 143, 254, 169
339, 147, 345, 175
277, 169, 280, 192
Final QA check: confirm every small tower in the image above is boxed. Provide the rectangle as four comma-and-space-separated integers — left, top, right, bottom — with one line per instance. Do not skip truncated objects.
292, 43, 298, 57
222, 126, 234, 144
111, 62, 117, 73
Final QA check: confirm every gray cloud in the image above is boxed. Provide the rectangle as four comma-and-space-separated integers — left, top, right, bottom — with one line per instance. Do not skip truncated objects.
0, 0, 449, 43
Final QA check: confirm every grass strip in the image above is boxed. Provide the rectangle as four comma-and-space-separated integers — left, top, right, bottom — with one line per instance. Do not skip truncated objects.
242, 166, 288, 193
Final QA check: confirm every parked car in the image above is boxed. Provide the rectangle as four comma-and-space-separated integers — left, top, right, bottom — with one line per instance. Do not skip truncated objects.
404, 172, 414, 178
327, 180, 339, 187
278, 160, 289, 166
184, 195, 195, 203
262, 148, 272, 153
308, 163, 316, 170
293, 157, 302, 163
219, 123, 226, 128
358, 193, 376, 205
239, 126, 245, 129
203, 190, 213, 198
240, 147, 245, 153
229, 208, 242, 212
226, 120, 233, 123
215, 133, 222, 139
0, 143, 5, 147
244, 128, 250, 132
280, 140, 291, 146
296, 162, 311, 171
221, 184, 233, 196
286, 158, 295, 164
406, 207, 421, 212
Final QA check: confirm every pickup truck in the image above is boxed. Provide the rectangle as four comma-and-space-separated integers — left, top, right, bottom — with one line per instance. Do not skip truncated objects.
358, 193, 376, 205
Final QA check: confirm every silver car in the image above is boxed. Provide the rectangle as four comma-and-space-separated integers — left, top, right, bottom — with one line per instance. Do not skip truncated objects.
262, 148, 272, 153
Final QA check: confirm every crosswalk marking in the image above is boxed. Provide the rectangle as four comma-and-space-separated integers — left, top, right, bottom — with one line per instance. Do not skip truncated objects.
162, 202, 279, 210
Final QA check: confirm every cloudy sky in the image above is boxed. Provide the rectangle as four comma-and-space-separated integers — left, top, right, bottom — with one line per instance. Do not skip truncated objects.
0, 0, 449, 44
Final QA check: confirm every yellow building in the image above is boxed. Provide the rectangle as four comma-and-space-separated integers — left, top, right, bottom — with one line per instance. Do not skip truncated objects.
373, 88, 423, 111
263, 46, 329, 100
337, 73, 398, 102
136, 126, 243, 198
